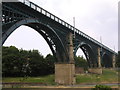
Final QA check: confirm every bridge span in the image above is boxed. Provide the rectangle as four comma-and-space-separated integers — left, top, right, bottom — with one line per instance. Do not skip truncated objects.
2, 0, 117, 85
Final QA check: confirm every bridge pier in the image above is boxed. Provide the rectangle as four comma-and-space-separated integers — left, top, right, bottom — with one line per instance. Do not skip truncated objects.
88, 47, 102, 74
55, 32, 76, 85
55, 63, 75, 85
112, 54, 116, 68
98, 47, 102, 68
68, 33, 74, 64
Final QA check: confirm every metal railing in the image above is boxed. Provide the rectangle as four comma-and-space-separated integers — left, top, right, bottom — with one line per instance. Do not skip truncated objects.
18, 0, 116, 54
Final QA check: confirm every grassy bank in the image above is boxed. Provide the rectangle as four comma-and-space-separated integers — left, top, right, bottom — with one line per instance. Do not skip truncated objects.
2, 69, 119, 85
76, 69, 118, 84
2, 75, 56, 85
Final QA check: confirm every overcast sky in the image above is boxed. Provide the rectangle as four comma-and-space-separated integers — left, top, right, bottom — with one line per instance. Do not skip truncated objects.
3, 0, 119, 57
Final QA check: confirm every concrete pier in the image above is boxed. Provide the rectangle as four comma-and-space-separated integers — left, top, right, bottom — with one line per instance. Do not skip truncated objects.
55, 32, 76, 85
98, 47, 101, 68
55, 63, 76, 85
112, 54, 116, 68
88, 68, 102, 74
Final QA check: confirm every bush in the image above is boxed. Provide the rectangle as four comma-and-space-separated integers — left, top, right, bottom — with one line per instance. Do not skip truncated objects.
93, 85, 112, 90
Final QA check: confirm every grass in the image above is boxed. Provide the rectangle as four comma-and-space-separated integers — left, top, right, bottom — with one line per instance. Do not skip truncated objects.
2, 75, 56, 85
76, 68, 119, 84
2, 69, 119, 85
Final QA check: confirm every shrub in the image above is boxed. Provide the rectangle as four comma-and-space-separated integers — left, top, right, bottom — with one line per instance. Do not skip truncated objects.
93, 84, 112, 90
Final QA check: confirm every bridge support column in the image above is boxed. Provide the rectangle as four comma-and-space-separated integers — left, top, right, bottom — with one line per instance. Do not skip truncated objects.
88, 47, 103, 74
98, 47, 101, 68
112, 54, 116, 68
55, 32, 76, 85
68, 32, 74, 63
55, 63, 75, 85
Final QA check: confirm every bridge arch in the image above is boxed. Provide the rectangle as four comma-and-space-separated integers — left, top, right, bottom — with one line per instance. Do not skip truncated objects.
2, 18, 68, 62
74, 42, 96, 67
102, 52, 112, 68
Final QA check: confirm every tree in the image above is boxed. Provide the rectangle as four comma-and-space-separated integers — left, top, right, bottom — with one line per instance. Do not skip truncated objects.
45, 54, 55, 74
2, 46, 56, 77
2, 46, 21, 77
29, 53, 55, 76
19, 49, 31, 77
29, 50, 46, 76
75, 56, 88, 70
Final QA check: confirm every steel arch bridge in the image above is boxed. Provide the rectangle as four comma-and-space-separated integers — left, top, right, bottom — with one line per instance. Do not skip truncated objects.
1, 0, 117, 68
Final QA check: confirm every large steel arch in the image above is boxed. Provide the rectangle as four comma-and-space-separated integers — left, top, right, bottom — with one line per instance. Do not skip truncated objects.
2, 18, 68, 62
74, 42, 97, 67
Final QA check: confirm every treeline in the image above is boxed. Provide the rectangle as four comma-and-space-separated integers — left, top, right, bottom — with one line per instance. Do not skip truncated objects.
2, 46, 55, 77
2, 46, 88, 77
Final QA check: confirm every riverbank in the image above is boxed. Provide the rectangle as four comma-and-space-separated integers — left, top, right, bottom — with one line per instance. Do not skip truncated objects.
2, 68, 119, 89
